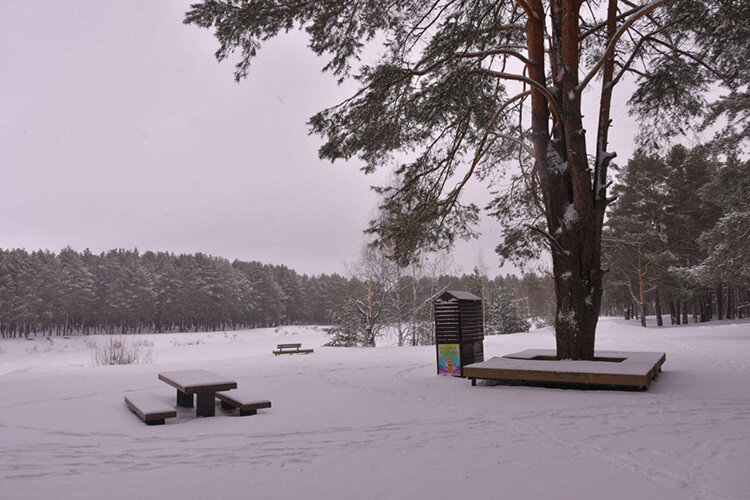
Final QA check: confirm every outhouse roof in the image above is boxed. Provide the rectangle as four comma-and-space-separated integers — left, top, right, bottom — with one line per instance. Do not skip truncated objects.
440, 290, 481, 301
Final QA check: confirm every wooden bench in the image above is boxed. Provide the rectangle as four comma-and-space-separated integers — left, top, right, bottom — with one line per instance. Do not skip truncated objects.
273, 343, 314, 355
216, 390, 272, 416
124, 393, 177, 425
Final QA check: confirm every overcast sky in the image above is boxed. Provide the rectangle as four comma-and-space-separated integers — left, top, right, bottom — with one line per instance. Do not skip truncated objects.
1, 1, 641, 277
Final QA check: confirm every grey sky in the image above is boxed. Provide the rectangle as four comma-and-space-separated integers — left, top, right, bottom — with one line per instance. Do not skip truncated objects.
1, 1, 640, 277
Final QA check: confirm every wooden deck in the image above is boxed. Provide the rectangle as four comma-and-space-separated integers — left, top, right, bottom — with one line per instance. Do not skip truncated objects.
463, 349, 666, 390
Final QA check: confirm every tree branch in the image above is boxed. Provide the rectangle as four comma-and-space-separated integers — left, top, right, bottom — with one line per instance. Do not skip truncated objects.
475, 69, 562, 124
578, 0, 673, 93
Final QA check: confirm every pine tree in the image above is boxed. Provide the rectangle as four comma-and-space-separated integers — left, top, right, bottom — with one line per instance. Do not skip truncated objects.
605, 151, 674, 327
487, 282, 529, 335
695, 153, 750, 318
185, 0, 742, 359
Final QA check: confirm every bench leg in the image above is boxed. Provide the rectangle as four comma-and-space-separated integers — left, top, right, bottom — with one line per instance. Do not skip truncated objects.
471, 378, 477, 387
177, 390, 193, 408
196, 392, 216, 417
239, 408, 258, 416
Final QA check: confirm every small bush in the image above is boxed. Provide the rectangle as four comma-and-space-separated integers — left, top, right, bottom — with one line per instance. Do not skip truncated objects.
171, 336, 203, 346
92, 336, 155, 366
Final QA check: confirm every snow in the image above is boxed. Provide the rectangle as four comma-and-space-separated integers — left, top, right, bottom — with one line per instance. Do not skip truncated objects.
546, 143, 568, 174
558, 309, 577, 328
1, 319, 750, 499
216, 389, 271, 407
158, 368, 237, 390
563, 202, 579, 227
472, 349, 665, 376
123, 392, 177, 416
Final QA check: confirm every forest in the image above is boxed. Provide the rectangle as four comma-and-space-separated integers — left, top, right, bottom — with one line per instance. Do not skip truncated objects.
602, 145, 750, 325
0, 246, 551, 340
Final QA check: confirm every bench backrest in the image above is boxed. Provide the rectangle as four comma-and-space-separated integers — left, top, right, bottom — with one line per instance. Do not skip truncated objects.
277, 343, 302, 349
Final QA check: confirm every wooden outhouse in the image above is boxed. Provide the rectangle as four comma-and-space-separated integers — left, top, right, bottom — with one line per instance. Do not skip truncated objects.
434, 290, 484, 377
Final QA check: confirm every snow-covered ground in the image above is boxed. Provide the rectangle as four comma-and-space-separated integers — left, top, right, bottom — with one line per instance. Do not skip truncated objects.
1, 317, 749, 499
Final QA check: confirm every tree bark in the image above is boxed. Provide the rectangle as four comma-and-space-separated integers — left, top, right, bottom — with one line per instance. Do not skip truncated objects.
669, 300, 676, 325
654, 285, 663, 327
726, 285, 733, 319
681, 300, 687, 324
692, 299, 699, 323
715, 282, 723, 321
526, 0, 624, 359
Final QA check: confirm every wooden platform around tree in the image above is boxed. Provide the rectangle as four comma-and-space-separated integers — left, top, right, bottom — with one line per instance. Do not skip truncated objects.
463, 349, 666, 390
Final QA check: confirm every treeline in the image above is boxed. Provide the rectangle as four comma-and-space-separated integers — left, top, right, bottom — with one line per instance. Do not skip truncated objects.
602, 145, 750, 326
0, 247, 555, 339
0, 248, 355, 338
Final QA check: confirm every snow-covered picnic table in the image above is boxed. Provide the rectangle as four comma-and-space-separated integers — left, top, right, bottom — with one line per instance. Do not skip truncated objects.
158, 369, 238, 417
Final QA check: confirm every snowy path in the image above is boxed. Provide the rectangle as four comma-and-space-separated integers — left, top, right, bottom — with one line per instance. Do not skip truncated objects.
1, 320, 749, 499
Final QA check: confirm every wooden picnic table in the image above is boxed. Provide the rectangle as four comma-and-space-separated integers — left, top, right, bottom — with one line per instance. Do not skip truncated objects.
158, 369, 237, 417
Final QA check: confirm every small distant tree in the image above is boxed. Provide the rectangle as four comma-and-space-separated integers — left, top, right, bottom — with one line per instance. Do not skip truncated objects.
324, 305, 373, 347
487, 282, 529, 334
390, 253, 452, 346
325, 246, 396, 347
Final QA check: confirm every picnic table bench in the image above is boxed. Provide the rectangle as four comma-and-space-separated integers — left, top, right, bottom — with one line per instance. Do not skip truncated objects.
124, 393, 177, 425
124, 369, 274, 424
273, 343, 314, 356
216, 389, 272, 416
158, 369, 237, 417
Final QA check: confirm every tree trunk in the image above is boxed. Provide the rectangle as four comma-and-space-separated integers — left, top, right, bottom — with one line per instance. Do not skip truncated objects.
669, 301, 676, 325
681, 300, 687, 324
526, 0, 621, 359
715, 283, 723, 320
691, 299, 699, 323
654, 286, 663, 327
726, 285, 733, 319
395, 267, 405, 347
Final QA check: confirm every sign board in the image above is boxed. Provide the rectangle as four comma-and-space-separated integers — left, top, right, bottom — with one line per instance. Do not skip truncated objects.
437, 343, 461, 376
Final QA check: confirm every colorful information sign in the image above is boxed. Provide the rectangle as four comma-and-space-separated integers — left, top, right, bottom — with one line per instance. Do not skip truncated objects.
437, 343, 461, 376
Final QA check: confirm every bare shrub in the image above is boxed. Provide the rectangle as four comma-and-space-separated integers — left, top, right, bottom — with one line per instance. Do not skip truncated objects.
91, 336, 155, 366
170, 336, 203, 346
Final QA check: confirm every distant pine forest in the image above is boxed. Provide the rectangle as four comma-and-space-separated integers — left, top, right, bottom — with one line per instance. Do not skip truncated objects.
0, 247, 555, 338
